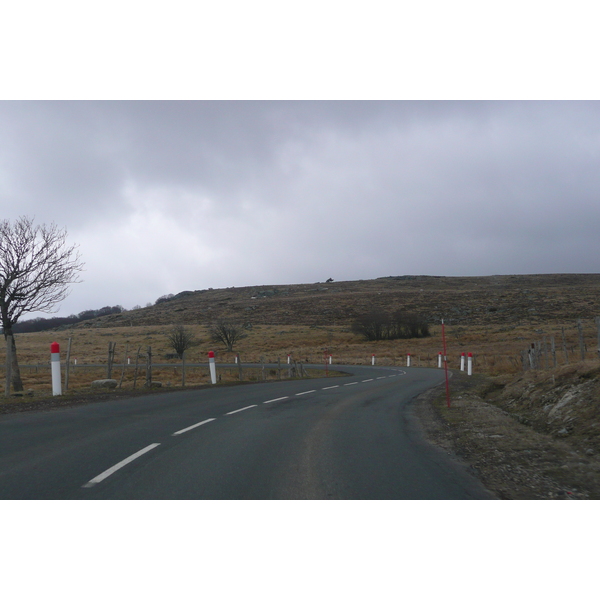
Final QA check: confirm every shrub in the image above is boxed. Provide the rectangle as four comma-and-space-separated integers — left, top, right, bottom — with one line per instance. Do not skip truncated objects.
352, 310, 430, 341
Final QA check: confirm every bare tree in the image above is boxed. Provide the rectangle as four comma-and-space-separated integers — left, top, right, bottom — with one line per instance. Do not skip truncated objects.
210, 319, 247, 352
0, 217, 84, 391
166, 325, 197, 359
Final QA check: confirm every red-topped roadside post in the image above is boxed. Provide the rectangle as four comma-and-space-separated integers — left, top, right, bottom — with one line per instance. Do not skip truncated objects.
208, 351, 217, 384
467, 352, 473, 376
51, 342, 62, 396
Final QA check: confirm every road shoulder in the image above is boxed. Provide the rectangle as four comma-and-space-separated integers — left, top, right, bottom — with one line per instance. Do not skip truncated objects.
413, 373, 600, 500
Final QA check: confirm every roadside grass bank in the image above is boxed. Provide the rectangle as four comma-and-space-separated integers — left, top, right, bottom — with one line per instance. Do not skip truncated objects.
415, 368, 600, 499
0, 367, 344, 414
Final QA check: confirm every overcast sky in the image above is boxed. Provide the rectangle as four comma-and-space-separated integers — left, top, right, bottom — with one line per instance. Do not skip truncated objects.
2, 2, 598, 576
2, 100, 600, 319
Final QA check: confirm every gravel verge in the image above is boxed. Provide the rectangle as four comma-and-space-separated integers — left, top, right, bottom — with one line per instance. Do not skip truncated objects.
414, 372, 600, 499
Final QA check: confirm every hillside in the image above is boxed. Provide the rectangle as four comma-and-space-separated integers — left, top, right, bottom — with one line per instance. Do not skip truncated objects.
10, 273, 600, 499
71, 273, 600, 330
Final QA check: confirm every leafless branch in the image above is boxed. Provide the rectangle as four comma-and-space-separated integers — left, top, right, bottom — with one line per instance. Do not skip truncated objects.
166, 325, 197, 359
209, 320, 247, 352
0, 216, 84, 330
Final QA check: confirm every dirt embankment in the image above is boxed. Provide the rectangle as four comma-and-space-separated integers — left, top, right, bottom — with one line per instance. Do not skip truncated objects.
415, 363, 600, 499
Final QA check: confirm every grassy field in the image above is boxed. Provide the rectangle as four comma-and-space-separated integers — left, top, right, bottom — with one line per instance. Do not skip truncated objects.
4, 317, 600, 397
3, 273, 600, 397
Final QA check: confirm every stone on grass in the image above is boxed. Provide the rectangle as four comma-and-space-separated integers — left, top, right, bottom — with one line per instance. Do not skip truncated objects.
91, 379, 118, 389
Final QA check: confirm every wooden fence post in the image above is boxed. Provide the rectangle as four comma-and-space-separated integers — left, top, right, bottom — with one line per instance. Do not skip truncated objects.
528, 343, 535, 370
145, 346, 152, 387
182, 352, 186, 387
5, 335, 12, 397
119, 343, 129, 388
133, 346, 141, 389
107, 342, 117, 379
64, 337, 72, 391
237, 353, 243, 381
562, 327, 569, 364
596, 317, 600, 360
577, 319, 585, 361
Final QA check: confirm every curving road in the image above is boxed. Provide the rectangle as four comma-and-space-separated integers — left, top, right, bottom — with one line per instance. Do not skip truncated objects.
0, 365, 494, 499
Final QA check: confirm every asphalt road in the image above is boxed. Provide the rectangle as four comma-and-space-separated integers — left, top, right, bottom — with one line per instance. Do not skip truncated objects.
0, 365, 494, 499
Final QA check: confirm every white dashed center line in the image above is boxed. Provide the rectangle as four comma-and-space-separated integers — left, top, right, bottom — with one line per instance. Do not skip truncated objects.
264, 396, 289, 404
83, 443, 161, 488
83, 369, 406, 490
226, 405, 257, 415
172, 418, 216, 436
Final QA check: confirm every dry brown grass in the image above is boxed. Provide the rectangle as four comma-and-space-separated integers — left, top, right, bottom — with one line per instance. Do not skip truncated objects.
4, 317, 600, 397
4, 273, 600, 396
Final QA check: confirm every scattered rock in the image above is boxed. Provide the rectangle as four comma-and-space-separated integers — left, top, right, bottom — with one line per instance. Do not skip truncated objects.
91, 379, 118, 389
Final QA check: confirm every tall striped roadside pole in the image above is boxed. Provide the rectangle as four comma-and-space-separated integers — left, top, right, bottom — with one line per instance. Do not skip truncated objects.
51, 342, 62, 396
208, 351, 217, 384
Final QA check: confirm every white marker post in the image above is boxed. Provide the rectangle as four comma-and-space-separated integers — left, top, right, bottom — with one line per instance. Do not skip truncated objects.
460, 352, 465, 372
208, 351, 217, 384
467, 352, 473, 376
51, 342, 62, 396
371, 354, 375, 365
406, 353, 411, 367
329, 354, 332, 365
287, 354, 291, 364
438, 352, 442, 368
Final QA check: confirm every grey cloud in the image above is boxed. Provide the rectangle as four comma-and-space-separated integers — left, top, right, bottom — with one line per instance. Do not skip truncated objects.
1, 101, 600, 317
